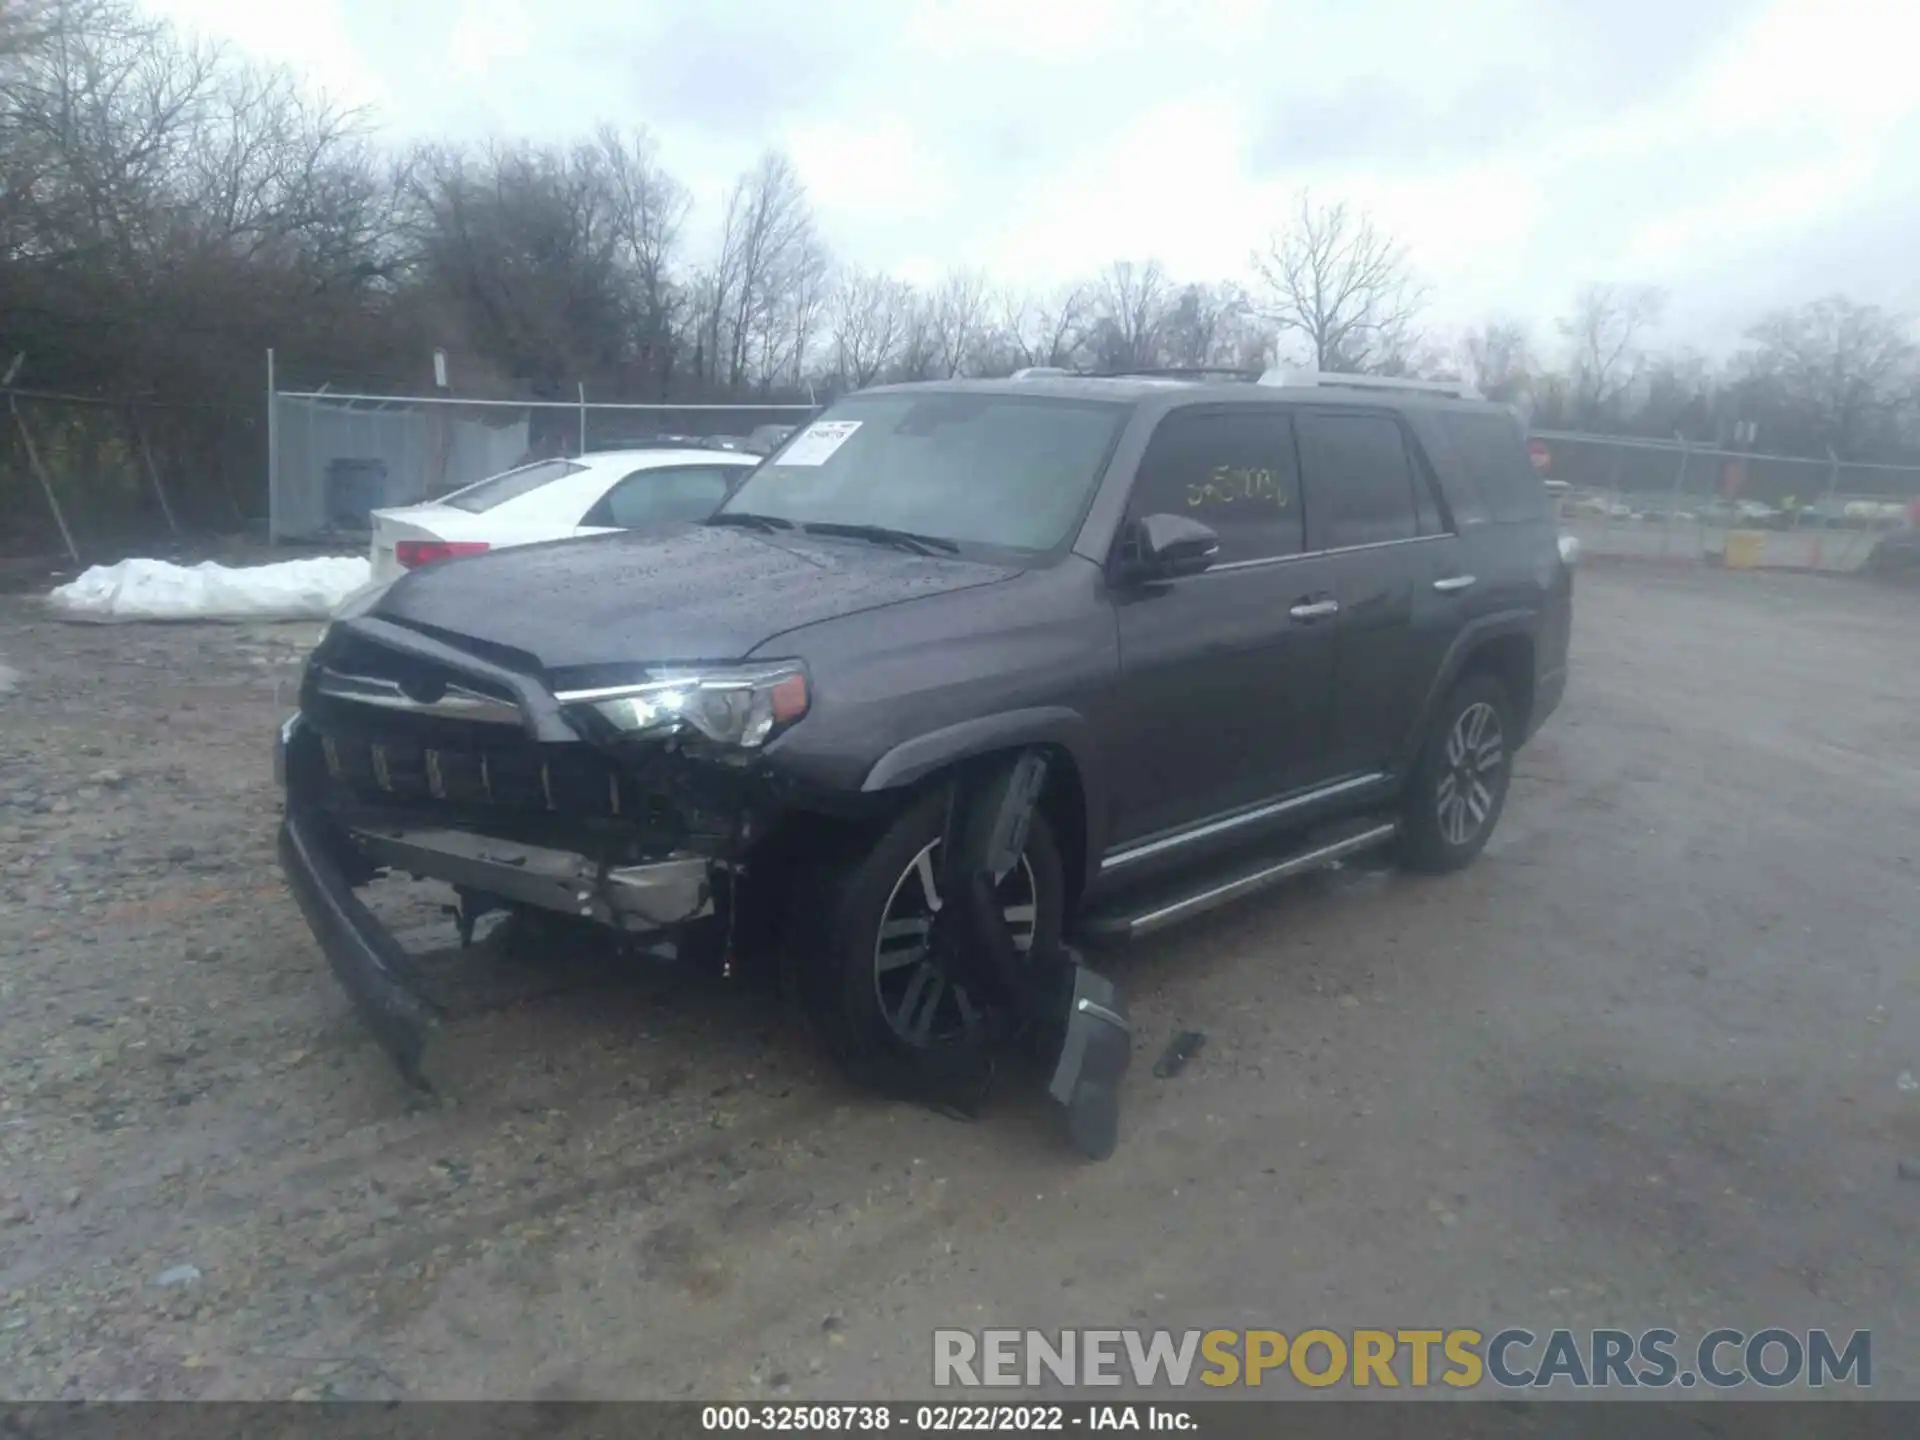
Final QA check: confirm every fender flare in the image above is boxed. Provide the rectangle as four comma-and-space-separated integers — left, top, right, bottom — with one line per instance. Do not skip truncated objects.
860, 705, 1098, 795
1398, 610, 1539, 772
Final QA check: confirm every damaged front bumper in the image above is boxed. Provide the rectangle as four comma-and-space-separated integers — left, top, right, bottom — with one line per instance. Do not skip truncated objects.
276, 711, 725, 1090
278, 799, 439, 1088
347, 824, 712, 932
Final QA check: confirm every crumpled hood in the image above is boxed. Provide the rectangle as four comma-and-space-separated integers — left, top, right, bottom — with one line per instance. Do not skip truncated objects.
374, 522, 1019, 673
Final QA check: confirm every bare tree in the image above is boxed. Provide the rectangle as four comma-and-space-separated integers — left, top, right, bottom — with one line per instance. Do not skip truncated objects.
928, 267, 989, 378
770, 238, 830, 389
1087, 259, 1173, 371
1161, 281, 1258, 369
1458, 321, 1533, 402
707, 151, 818, 392
1368, 324, 1452, 380
746, 228, 828, 390
1739, 295, 1916, 459
2, 0, 219, 269
3, 0, 391, 363
891, 287, 940, 382
0, 0, 407, 536
828, 267, 912, 388
1638, 348, 1717, 440
1558, 283, 1666, 425
594, 125, 688, 391
0, 0, 60, 56
997, 283, 1090, 371
398, 140, 635, 392
1252, 192, 1423, 372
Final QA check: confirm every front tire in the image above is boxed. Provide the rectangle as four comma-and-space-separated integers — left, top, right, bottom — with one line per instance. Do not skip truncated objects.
1398, 672, 1514, 874
798, 789, 1065, 1090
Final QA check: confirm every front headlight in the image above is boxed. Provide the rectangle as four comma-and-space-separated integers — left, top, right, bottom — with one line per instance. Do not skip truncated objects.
556, 662, 810, 748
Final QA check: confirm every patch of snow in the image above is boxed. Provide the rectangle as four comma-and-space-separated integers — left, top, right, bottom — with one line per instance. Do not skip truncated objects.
47, 556, 372, 623
0, 660, 16, 697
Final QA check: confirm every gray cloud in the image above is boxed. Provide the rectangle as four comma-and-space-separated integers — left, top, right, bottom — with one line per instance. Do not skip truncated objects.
1249, 0, 1755, 177
148, 0, 1920, 345
1249, 70, 1550, 175
566, 2, 910, 138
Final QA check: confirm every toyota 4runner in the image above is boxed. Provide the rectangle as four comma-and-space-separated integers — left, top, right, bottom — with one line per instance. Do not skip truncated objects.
276, 369, 1572, 1090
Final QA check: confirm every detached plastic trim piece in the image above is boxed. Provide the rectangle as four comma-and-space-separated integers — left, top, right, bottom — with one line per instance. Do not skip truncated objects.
279, 806, 438, 1090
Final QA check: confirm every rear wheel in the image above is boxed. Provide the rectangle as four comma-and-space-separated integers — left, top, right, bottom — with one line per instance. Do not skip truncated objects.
1398, 672, 1513, 874
798, 789, 1064, 1089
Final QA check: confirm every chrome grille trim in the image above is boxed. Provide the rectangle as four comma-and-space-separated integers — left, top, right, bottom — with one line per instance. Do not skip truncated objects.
315, 667, 523, 727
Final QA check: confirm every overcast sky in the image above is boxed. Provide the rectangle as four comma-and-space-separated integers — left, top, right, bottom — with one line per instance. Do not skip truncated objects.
147, 0, 1918, 357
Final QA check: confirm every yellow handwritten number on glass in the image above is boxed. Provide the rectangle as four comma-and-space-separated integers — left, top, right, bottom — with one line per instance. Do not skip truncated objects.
1185, 465, 1288, 510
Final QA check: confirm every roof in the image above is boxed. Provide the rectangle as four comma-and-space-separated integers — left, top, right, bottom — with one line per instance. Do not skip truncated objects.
859, 376, 1202, 404
576, 446, 760, 467
854, 373, 1497, 415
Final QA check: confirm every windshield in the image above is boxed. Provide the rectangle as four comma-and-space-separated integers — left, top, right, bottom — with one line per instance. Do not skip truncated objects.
715, 393, 1129, 552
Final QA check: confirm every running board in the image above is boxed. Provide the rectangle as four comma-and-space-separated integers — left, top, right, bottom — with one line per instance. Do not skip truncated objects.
1077, 817, 1399, 941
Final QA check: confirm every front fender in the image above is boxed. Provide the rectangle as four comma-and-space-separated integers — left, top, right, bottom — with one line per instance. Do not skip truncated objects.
860, 705, 1095, 794
859, 706, 1107, 897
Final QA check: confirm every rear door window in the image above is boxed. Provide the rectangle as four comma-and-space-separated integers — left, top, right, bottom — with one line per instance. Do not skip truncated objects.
1438, 410, 1549, 523
1296, 411, 1421, 550
1127, 408, 1303, 564
439, 459, 585, 513
582, 465, 740, 529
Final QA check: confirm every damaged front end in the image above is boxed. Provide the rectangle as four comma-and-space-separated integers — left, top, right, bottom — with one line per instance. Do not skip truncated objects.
275, 615, 805, 1090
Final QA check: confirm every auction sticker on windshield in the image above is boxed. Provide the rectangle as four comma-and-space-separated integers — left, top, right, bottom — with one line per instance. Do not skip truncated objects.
778, 420, 862, 465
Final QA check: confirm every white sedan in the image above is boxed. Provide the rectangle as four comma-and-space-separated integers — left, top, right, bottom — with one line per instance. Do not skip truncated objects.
367, 447, 760, 584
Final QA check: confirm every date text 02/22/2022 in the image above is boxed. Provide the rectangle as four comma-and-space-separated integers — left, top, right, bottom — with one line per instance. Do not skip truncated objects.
699, 1404, 1195, 1431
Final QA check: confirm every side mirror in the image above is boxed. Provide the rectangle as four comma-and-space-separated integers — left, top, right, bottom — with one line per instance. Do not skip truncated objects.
1121, 513, 1220, 581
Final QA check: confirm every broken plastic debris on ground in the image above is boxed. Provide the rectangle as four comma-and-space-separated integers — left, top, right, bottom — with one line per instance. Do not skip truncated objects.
45, 555, 372, 623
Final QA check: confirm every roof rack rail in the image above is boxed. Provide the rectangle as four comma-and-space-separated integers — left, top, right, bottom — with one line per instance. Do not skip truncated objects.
1084, 366, 1264, 382
1009, 365, 1266, 384
1259, 369, 1482, 399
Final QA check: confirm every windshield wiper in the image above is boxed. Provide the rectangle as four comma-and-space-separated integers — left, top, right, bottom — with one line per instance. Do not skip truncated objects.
799, 521, 960, 556
706, 511, 794, 533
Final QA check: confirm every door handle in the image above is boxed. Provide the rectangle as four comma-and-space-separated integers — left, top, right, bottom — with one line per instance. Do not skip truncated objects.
1289, 598, 1340, 621
1432, 575, 1476, 593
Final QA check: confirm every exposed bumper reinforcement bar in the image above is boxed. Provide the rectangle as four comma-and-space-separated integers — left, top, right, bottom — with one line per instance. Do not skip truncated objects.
344, 824, 715, 933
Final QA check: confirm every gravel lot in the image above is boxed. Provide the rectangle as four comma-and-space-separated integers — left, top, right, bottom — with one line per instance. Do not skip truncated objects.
1, 563, 1915, 1400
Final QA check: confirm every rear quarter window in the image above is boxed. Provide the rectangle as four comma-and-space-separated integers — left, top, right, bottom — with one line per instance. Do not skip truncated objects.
439, 459, 586, 513
583, 465, 742, 529
1438, 410, 1549, 524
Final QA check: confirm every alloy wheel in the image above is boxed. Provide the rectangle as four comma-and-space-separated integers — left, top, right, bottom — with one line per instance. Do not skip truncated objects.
872, 840, 1037, 1046
1436, 700, 1505, 847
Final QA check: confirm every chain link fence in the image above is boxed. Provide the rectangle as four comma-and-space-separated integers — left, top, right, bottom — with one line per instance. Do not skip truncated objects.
1531, 430, 1920, 573
267, 363, 818, 543
21, 369, 1920, 572
1, 385, 256, 564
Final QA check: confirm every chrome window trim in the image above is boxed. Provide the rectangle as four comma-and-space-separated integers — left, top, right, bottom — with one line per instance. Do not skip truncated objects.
1202, 532, 1454, 576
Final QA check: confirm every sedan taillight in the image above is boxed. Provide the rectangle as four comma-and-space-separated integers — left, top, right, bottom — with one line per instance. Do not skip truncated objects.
394, 539, 490, 569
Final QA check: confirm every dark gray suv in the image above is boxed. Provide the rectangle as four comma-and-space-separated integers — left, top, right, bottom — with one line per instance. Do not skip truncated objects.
277, 370, 1572, 1089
